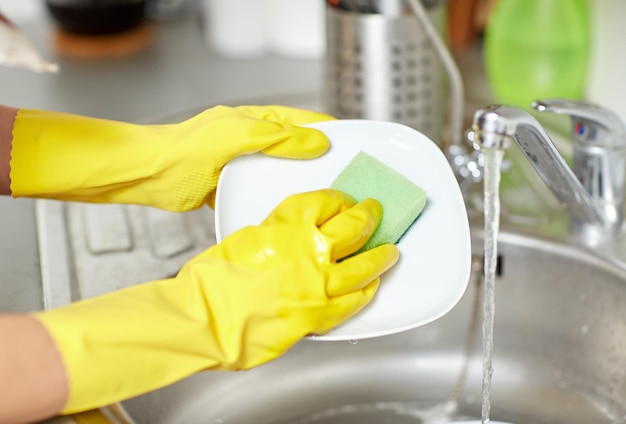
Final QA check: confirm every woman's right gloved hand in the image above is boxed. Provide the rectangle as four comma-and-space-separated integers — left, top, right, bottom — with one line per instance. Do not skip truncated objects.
34, 189, 400, 415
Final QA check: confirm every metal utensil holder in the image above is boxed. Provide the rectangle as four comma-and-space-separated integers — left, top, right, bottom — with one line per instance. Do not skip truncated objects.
324, 0, 447, 142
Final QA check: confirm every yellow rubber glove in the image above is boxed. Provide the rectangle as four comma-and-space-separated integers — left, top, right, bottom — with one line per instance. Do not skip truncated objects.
10, 105, 333, 211
34, 189, 400, 415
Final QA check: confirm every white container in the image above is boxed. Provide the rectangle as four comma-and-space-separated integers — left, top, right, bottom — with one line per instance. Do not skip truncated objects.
202, 0, 267, 58
202, 0, 324, 59
265, 0, 325, 59
586, 0, 626, 125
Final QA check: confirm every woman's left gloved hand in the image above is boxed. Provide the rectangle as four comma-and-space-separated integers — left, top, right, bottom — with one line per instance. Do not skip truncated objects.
10, 105, 333, 211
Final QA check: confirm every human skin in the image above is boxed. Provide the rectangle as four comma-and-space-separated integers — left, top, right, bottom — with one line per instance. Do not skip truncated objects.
0, 314, 68, 423
0, 105, 68, 423
0, 105, 16, 195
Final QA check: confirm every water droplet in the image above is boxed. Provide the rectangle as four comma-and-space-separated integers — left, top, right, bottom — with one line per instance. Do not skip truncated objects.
348, 339, 359, 345
581, 325, 589, 334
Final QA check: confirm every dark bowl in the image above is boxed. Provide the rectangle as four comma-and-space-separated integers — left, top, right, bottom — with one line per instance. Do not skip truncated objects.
45, 0, 147, 36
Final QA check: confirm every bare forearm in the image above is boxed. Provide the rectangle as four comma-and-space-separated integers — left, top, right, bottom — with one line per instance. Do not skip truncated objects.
0, 106, 18, 195
0, 314, 67, 424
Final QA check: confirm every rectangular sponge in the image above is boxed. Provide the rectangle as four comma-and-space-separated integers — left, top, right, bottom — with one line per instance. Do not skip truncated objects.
330, 151, 427, 252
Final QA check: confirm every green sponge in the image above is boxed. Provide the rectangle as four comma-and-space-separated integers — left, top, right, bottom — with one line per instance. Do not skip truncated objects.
331, 151, 427, 252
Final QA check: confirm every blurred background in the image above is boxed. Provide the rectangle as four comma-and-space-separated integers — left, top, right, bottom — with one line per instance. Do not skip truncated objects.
1, 0, 619, 127
0, 0, 623, 319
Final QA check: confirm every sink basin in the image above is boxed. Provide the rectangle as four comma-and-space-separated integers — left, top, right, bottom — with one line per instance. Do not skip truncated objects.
31, 96, 625, 422
121, 228, 626, 424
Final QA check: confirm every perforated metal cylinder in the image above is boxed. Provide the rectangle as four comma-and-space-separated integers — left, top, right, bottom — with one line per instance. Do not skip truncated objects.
324, 4, 445, 142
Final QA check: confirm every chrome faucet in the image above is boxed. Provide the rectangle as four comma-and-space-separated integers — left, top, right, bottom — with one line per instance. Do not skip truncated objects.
469, 99, 626, 245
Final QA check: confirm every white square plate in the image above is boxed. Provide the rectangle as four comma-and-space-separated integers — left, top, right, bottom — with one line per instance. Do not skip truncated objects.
215, 120, 471, 340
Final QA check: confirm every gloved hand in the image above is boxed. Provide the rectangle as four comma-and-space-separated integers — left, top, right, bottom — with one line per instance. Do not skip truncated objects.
34, 189, 400, 414
10, 105, 333, 211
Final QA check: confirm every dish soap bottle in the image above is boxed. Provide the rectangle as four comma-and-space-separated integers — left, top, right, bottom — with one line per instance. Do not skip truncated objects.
484, 0, 590, 109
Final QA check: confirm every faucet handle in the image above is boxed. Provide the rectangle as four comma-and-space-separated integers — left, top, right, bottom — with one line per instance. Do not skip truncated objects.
532, 98, 626, 148
533, 98, 625, 239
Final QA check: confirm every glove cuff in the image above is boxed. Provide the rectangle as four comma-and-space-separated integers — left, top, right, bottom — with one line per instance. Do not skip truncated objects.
33, 278, 220, 414
10, 109, 164, 206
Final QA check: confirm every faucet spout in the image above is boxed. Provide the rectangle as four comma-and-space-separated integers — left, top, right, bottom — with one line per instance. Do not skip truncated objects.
471, 101, 626, 243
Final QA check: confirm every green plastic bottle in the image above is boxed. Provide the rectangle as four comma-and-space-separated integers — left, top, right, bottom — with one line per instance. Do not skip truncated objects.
484, 0, 590, 109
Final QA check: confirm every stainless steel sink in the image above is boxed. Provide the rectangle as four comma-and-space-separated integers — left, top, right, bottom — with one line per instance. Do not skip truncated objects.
121, 228, 626, 424
32, 96, 626, 423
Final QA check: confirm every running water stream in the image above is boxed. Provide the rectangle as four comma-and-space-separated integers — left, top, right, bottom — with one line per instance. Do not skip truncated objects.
480, 148, 506, 424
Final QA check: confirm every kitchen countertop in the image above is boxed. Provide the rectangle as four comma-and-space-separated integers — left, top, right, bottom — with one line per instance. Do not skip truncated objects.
0, 9, 325, 313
